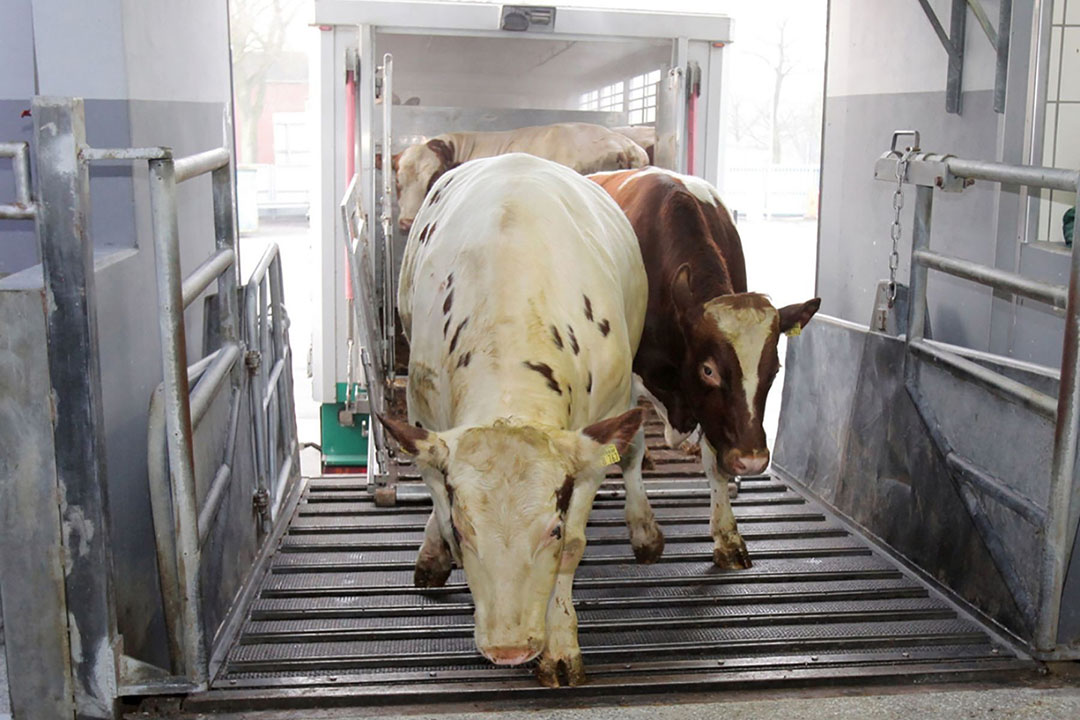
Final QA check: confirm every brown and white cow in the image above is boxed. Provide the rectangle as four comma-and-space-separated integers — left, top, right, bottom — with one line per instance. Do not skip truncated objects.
380, 153, 648, 686
387, 122, 649, 233
589, 167, 820, 569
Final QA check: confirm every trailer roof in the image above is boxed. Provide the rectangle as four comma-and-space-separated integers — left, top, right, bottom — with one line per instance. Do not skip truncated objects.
313, 1, 733, 43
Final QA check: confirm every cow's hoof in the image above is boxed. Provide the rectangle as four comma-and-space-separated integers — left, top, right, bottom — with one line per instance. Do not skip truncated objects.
413, 552, 452, 588
680, 440, 702, 458
535, 651, 586, 688
712, 535, 752, 570
641, 448, 656, 471
630, 522, 665, 564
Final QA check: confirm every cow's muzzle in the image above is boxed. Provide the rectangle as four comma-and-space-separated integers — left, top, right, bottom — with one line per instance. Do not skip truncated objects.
481, 643, 543, 666
398, 217, 414, 234
728, 450, 770, 476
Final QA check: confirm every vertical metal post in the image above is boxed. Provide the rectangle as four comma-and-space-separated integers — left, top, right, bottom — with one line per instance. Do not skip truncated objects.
906, 185, 935, 363
246, 284, 271, 534
147, 155, 207, 683
270, 257, 298, 505
947, 0, 967, 114
1038, 196, 1080, 652
211, 164, 239, 342
32, 96, 120, 718
381, 52, 396, 376
995, 0, 1012, 114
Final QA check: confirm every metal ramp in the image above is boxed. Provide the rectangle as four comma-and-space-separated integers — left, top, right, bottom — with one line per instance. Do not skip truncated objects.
188, 413, 1037, 712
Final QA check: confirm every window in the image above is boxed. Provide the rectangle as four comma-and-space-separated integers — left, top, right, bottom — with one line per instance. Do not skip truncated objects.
628, 69, 661, 125
1036, 0, 1080, 244
272, 112, 310, 167
579, 89, 599, 111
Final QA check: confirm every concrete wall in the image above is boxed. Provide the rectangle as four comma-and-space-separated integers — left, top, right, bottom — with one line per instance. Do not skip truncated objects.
819, 0, 1067, 365
0, 0, 234, 667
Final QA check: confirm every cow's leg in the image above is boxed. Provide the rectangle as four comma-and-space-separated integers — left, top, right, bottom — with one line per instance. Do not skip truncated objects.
703, 440, 752, 569
536, 467, 603, 687
414, 511, 453, 588
620, 426, 664, 563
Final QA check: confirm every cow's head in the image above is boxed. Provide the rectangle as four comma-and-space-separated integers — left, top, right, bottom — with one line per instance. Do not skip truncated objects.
379, 408, 644, 666
392, 137, 456, 233
671, 264, 819, 476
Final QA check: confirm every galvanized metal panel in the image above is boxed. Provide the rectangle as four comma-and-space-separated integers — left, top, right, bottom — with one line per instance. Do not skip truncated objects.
0, 287, 77, 719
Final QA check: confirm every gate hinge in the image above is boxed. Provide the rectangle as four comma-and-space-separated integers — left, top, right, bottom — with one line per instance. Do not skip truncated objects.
253, 487, 270, 517
244, 350, 262, 374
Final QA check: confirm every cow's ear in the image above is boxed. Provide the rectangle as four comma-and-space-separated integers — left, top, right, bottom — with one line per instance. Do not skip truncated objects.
557, 407, 645, 475
671, 263, 697, 324
392, 151, 402, 171
778, 298, 821, 335
377, 414, 449, 470
426, 138, 455, 168
374, 153, 382, 170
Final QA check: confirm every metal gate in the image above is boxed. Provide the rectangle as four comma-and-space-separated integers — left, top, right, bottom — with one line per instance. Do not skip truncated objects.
0, 96, 299, 718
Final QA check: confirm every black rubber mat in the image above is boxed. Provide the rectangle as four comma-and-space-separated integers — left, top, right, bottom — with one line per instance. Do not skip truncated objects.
193, 418, 1036, 711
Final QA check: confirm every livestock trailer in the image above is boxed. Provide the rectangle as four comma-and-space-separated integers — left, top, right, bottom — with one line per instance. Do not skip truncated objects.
2, 0, 1080, 718
314, 0, 730, 480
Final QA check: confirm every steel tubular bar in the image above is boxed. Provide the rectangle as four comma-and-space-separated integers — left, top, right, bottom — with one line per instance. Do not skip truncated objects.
190, 342, 241, 429
381, 53, 396, 376
945, 452, 1047, 526
182, 247, 236, 309
966, 0, 998, 46
263, 356, 286, 411
0, 141, 34, 219
197, 382, 244, 547
995, 0, 1012, 113
245, 277, 271, 518
914, 248, 1067, 309
0, 204, 35, 220
81, 146, 170, 161
1, 141, 32, 206
270, 256, 298, 500
148, 156, 207, 683
211, 164, 240, 342
916, 0, 954, 53
259, 274, 277, 491
905, 186, 934, 385
947, 157, 1079, 192
1038, 201, 1080, 651
947, 0, 966, 114
268, 256, 289, 503
910, 338, 1058, 417
174, 148, 230, 184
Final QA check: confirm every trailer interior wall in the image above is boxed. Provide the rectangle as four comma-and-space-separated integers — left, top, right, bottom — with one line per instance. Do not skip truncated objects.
0, 0, 235, 669
818, 0, 1068, 367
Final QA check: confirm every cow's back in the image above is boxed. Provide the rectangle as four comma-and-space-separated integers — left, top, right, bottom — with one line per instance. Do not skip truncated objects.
590, 167, 747, 298
399, 153, 647, 432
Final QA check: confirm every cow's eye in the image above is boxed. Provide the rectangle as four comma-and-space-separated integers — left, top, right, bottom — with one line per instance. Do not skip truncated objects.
700, 360, 722, 387
551, 523, 563, 539
703, 366, 713, 376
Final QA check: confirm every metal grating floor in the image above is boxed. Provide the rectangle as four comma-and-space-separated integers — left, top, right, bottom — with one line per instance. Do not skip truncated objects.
193, 417, 1037, 711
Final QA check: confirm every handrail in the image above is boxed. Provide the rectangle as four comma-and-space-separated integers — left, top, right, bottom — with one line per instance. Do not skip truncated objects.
0, 141, 34, 219
882, 135, 1080, 656
914, 248, 1067, 309
174, 148, 230, 183
182, 247, 236, 308
190, 341, 241, 428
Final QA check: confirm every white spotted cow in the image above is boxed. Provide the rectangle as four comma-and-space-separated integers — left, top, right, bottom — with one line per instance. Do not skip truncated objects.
385, 122, 650, 233
379, 153, 648, 687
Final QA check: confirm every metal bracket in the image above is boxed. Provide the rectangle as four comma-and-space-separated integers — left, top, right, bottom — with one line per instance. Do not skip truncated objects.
915, 0, 1011, 114
875, 150, 968, 192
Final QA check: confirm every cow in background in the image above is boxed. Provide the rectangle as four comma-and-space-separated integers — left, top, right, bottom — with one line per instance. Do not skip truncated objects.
382, 122, 649, 232
590, 167, 820, 569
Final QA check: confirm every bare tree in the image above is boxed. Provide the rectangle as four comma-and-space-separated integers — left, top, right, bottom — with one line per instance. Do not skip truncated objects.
747, 19, 797, 164
230, 0, 303, 163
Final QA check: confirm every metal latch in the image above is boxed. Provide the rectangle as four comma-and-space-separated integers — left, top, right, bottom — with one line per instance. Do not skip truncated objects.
501, 6, 556, 33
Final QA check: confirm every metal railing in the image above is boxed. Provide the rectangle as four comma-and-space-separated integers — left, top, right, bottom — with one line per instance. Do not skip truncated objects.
339, 51, 398, 501
0, 141, 34, 219
876, 132, 1080, 655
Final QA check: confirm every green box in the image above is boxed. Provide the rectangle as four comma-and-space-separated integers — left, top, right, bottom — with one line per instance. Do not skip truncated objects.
320, 382, 370, 467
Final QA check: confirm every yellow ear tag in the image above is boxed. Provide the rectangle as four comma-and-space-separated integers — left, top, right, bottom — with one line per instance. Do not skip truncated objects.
785, 323, 802, 337
601, 444, 621, 466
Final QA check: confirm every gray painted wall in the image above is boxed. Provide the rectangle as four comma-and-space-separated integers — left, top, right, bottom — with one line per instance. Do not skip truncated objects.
0, 0, 235, 667
819, 0, 1066, 365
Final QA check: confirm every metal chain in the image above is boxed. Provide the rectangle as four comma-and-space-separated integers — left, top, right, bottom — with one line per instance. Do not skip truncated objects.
887, 147, 917, 307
